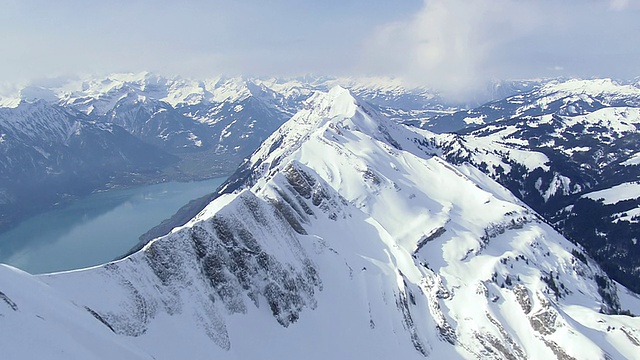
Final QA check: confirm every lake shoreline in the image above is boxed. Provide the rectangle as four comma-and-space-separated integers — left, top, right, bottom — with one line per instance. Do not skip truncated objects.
0, 177, 228, 275
0, 170, 232, 237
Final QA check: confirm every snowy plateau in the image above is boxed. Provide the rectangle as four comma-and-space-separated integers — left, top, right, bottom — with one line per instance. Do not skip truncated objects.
1, 86, 640, 359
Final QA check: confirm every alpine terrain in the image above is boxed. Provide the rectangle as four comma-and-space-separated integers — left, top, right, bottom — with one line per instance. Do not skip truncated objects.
0, 73, 453, 233
1, 87, 638, 359
421, 79, 640, 293
0, 100, 177, 231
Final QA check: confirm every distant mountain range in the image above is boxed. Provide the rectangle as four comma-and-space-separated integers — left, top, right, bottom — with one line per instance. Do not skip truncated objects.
422, 78, 640, 133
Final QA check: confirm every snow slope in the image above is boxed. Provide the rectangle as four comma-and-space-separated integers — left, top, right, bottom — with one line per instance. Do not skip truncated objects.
583, 182, 640, 205
1, 87, 639, 359
421, 84, 640, 293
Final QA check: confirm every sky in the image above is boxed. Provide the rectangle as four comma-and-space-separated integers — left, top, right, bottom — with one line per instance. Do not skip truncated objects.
1, 0, 639, 99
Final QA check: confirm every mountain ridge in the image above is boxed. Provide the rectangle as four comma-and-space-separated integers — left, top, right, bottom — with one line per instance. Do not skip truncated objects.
420, 80, 640, 293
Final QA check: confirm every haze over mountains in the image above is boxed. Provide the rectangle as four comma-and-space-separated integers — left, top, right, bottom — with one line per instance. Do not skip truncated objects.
1, 73, 640, 358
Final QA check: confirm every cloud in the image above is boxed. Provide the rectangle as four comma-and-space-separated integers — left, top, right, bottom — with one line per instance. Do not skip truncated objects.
609, 0, 630, 10
362, 0, 542, 99
362, 0, 640, 100
0, 0, 420, 83
0, 0, 638, 100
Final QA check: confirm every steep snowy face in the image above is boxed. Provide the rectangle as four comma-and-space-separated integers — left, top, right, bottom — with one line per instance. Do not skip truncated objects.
0, 100, 77, 143
2, 87, 640, 360
242, 86, 409, 178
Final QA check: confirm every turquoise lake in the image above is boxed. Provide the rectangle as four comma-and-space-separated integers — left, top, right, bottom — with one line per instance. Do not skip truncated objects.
0, 177, 226, 274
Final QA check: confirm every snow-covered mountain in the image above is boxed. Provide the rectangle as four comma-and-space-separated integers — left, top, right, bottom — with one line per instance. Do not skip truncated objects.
423, 78, 640, 133
0, 73, 459, 229
1, 87, 638, 359
51, 73, 297, 176
0, 72, 542, 179
1, 72, 462, 177
420, 79, 640, 294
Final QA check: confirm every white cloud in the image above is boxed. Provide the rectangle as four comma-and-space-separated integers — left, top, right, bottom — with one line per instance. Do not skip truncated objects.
609, 0, 630, 10
0, 0, 638, 98
363, 0, 542, 99
362, 0, 640, 100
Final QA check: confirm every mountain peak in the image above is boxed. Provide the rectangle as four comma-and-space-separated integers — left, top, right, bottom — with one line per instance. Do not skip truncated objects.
539, 78, 640, 100
325, 85, 357, 118
299, 85, 359, 121
245, 86, 398, 174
